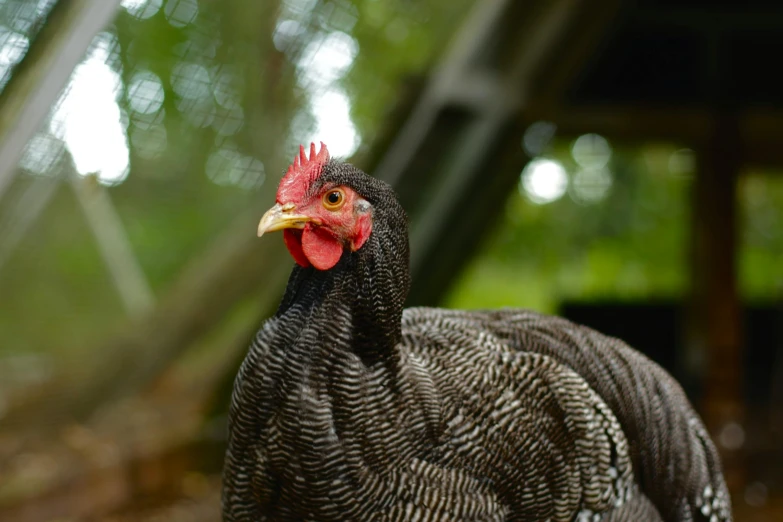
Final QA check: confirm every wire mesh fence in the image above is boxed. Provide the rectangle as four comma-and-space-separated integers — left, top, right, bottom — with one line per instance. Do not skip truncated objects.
0, 0, 57, 92
0, 1, 473, 519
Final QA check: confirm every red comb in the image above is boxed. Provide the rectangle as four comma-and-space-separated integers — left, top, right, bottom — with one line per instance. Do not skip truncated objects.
276, 142, 330, 204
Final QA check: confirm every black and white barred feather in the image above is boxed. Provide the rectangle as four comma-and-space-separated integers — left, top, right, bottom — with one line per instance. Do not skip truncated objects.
222, 161, 731, 521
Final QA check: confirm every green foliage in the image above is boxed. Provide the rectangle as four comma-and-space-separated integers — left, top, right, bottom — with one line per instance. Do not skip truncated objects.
448, 140, 693, 313
448, 138, 783, 313
0, 0, 476, 398
740, 171, 783, 299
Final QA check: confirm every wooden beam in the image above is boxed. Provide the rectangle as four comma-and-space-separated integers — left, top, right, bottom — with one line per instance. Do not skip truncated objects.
527, 0, 624, 109
70, 175, 155, 317
630, 6, 783, 31
690, 112, 745, 491
524, 105, 713, 142
0, 0, 299, 429
521, 105, 783, 168
369, 0, 587, 305
0, 177, 60, 271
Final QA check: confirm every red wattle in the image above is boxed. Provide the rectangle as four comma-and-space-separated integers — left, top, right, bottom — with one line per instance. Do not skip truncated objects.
351, 212, 372, 252
302, 225, 343, 270
283, 229, 311, 268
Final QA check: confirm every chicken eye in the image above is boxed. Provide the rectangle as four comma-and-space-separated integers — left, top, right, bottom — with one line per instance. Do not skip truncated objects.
323, 189, 345, 210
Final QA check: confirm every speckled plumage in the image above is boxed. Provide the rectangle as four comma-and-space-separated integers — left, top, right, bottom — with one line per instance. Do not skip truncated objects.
222, 160, 731, 521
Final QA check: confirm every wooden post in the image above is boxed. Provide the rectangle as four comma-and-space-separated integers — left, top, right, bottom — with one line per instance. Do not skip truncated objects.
690, 112, 744, 491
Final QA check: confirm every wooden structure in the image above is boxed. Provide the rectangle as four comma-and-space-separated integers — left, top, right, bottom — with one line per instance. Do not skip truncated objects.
368, 0, 783, 489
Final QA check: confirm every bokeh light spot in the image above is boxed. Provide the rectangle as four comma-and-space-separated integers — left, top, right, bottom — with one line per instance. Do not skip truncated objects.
295, 30, 361, 158
20, 133, 64, 176
171, 61, 211, 100
122, 0, 162, 19
718, 421, 745, 450
297, 31, 358, 89
213, 103, 244, 136
273, 19, 304, 52
522, 121, 556, 157
206, 144, 265, 190
212, 66, 243, 109
571, 133, 611, 169
127, 69, 165, 115
744, 482, 768, 507
571, 167, 612, 204
50, 32, 130, 186
0, 27, 29, 65
308, 90, 358, 158
164, 0, 198, 28
0, 26, 30, 89
668, 148, 695, 177
520, 158, 568, 204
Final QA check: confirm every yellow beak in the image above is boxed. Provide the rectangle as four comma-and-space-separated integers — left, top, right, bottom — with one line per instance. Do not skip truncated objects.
257, 203, 312, 237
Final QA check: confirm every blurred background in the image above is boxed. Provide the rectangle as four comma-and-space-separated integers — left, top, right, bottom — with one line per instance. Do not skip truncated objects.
0, 0, 781, 520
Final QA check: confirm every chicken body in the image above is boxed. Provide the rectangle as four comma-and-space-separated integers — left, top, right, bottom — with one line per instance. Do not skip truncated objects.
222, 150, 731, 521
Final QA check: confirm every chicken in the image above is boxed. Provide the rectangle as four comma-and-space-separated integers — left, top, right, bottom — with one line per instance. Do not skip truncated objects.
222, 142, 732, 521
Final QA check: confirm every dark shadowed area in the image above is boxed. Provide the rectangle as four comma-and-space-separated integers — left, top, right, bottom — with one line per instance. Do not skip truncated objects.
0, 0, 781, 520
